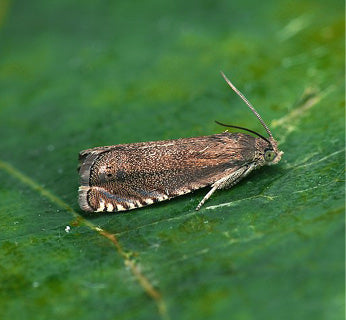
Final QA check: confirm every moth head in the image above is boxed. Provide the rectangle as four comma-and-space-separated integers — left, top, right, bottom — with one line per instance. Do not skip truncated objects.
264, 137, 283, 165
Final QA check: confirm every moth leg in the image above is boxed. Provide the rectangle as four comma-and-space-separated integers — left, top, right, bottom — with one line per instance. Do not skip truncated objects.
195, 181, 222, 211
195, 171, 242, 211
195, 164, 255, 211
219, 164, 256, 190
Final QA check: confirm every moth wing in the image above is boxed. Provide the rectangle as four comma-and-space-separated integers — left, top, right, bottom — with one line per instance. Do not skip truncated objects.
79, 133, 257, 212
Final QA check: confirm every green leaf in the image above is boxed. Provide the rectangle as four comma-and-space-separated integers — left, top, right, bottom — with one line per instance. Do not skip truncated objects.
0, 1, 344, 319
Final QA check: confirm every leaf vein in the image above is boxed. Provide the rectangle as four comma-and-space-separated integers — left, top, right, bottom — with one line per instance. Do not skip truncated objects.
0, 159, 169, 320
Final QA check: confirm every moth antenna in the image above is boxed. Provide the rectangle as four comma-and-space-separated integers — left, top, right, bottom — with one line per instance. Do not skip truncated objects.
220, 71, 273, 139
215, 120, 270, 144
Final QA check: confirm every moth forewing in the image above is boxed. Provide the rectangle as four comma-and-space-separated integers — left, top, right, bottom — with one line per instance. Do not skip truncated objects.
78, 72, 283, 213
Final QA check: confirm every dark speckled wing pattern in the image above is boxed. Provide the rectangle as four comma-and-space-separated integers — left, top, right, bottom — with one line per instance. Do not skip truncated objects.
78, 132, 259, 212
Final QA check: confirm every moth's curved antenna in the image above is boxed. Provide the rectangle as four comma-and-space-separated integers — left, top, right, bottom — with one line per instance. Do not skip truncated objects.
215, 120, 270, 144
220, 71, 273, 139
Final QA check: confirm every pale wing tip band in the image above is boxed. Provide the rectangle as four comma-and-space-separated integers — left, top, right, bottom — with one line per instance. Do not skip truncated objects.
78, 186, 94, 212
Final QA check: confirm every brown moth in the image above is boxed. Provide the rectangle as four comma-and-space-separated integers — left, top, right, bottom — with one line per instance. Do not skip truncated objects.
78, 72, 283, 212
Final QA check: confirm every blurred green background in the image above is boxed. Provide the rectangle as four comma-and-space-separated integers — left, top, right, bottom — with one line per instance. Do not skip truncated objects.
0, 0, 344, 319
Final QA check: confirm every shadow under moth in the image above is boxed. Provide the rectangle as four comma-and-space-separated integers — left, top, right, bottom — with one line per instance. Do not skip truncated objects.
78, 72, 283, 213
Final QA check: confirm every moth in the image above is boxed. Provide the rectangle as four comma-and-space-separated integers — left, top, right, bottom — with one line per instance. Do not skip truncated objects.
78, 72, 283, 212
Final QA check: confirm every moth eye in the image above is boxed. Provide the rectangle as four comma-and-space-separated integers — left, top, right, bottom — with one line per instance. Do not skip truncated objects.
264, 150, 276, 162
106, 173, 113, 178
